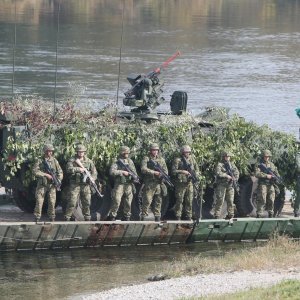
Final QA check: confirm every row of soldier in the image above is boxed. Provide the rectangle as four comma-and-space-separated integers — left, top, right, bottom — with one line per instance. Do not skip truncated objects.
33, 143, 284, 222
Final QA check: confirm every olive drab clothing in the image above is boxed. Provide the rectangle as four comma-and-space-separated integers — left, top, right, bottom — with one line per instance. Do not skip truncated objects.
64, 156, 97, 220
109, 157, 137, 219
214, 160, 239, 218
255, 160, 280, 217
171, 155, 200, 219
33, 157, 63, 220
294, 151, 300, 217
140, 155, 168, 218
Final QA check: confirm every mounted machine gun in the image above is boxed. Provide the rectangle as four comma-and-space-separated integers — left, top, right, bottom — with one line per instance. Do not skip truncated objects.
119, 51, 188, 121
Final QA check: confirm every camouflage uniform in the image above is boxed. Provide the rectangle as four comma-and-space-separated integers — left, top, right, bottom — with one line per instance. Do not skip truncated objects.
64, 145, 97, 221
171, 145, 200, 220
109, 146, 137, 220
255, 150, 280, 218
214, 152, 239, 218
33, 144, 63, 221
294, 151, 300, 217
140, 143, 168, 221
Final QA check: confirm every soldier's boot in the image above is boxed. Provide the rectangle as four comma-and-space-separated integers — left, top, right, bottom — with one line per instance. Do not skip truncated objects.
35, 217, 40, 223
175, 216, 181, 221
268, 212, 274, 218
295, 212, 299, 217
225, 215, 233, 220
214, 215, 220, 219
107, 215, 116, 221
84, 216, 91, 221
49, 217, 55, 222
140, 215, 145, 221
64, 216, 70, 221
184, 216, 192, 221
124, 216, 131, 221
154, 216, 161, 222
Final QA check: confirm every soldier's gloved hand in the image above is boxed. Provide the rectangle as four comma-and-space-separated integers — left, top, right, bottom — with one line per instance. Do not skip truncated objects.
79, 167, 86, 173
227, 175, 232, 180
122, 171, 129, 176
267, 174, 272, 179
154, 171, 160, 177
182, 170, 191, 176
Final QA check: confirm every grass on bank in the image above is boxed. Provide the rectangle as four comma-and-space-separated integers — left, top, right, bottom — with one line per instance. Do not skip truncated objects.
180, 280, 300, 300
160, 234, 300, 278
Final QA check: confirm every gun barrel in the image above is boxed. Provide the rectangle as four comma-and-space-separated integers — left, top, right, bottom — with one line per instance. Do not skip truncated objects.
161, 51, 181, 69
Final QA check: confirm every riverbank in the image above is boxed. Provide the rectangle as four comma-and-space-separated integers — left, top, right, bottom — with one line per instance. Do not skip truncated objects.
71, 269, 300, 300
71, 234, 300, 299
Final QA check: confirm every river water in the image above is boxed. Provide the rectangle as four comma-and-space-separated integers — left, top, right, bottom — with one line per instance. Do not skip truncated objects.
0, 0, 300, 136
0, 0, 299, 298
0, 241, 259, 300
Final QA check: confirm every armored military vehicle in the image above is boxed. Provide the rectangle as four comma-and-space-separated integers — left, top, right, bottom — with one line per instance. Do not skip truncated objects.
0, 52, 288, 220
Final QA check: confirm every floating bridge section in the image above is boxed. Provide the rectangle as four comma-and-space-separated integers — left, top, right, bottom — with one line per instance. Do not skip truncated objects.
0, 218, 299, 252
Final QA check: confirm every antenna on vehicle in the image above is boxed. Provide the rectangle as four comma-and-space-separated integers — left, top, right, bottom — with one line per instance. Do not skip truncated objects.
12, 0, 17, 99
53, 0, 61, 118
115, 0, 125, 120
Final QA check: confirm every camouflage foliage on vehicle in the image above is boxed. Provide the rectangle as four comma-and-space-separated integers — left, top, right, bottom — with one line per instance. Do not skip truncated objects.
0, 99, 298, 191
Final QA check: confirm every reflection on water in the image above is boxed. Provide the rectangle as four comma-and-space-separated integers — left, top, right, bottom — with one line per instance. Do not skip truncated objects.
0, 0, 300, 135
0, 242, 260, 300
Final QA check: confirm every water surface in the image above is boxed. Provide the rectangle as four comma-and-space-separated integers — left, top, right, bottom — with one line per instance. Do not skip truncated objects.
0, 0, 299, 135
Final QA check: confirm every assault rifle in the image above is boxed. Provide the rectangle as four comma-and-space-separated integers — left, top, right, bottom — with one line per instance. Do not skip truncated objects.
149, 159, 174, 188
75, 159, 104, 198
117, 159, 141, 184
224, 161, 240, 195
43, 159, 61, 191
181, 156, 199, 185
258, 163, 283, 185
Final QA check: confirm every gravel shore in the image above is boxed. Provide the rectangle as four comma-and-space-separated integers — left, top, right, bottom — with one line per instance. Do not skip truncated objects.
72, 269, 300, 300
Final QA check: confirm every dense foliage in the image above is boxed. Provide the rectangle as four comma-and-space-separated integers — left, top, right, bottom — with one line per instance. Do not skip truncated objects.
0, 99, 298, 191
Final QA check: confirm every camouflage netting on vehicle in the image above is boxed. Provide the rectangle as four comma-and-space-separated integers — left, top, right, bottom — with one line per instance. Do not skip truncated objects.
0, 99, 298, 192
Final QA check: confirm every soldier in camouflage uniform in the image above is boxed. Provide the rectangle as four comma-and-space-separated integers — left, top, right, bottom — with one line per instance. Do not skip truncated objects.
171, 145, 200, 220
64, 144, 97, 221
33, 144, 63, 222
255, 150, 280, 218
214, 151, 239, 219
108, 146, 137, 221
140, 143, 168, 221
294, 150, 300, 217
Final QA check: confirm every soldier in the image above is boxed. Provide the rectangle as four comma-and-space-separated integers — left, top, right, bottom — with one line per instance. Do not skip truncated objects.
214, 151, 239, 219
294, 150, 300, 217
140, 143, 168, 221
171, 145, 200, 220
33, 144, 63, 222
108, 146, 137, 221
64, 144, 97, 221
255, 149, 280, 218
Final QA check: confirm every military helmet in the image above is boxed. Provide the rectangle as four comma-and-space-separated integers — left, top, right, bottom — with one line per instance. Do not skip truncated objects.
181, 145, 191, 153
263, 149, 272, 157
120, 146, 130, 154
43, 143, 54, 152
150, 143, 159, 150
75, 144, 87, 152
222, 151, 233, 157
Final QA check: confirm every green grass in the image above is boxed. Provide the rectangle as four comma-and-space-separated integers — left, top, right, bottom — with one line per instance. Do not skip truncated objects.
158, 235, 300, 278
192, 280, 300, 300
